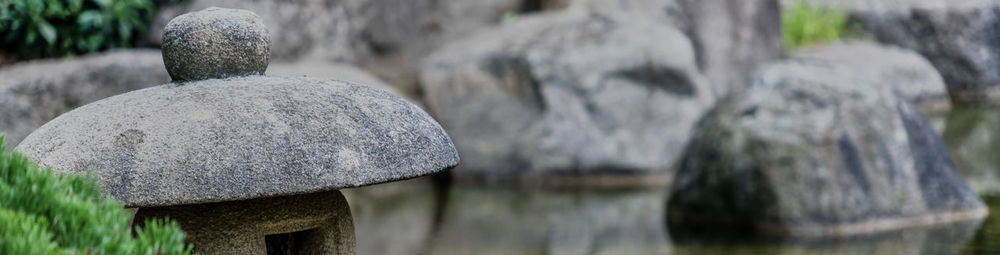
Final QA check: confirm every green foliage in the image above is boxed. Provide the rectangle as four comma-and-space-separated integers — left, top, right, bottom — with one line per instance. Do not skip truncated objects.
781, 0, 848, 49
0, 0, 159, 58
0, 134, 194, 254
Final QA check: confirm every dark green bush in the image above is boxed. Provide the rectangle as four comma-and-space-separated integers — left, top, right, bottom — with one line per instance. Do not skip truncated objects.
0, 0, 159, 58
0, 134, 193, 254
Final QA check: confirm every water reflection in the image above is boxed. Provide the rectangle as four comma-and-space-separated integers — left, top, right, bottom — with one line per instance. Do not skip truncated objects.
343, 178, 441, 255
422, 185, 672, 255
345, 177, 986, 254
673, 220, 980, 255
959, 195, 1000, 254
941, 107, 1000, 195
347, 179, 672, 255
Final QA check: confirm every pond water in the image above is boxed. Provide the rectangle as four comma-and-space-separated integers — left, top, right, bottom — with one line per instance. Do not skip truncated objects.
343, 107, 1000, 255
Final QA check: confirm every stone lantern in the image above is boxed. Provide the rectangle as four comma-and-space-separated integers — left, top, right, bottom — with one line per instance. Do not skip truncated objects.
15, 7, 459, 255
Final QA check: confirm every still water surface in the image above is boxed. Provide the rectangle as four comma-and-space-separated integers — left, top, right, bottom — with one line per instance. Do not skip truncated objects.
343, 107, 1000, 255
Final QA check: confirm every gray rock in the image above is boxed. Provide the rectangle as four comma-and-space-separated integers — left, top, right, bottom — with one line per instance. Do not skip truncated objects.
787, 0, 992, 12
16, 76, 459, 207
667, 59, 987, 237
0, 50, 168, 148
148, 0, 522, 98
161, 7, 270, 81
351, 0, 524, 94
148, 0, 519, 65
791, 41, 950, 111
563, 0, 683, 24
348, 0, 519, 62
791, 0, 1000, 104
564, 0, 785, 97
149, 0, 355, 62
420, 7, 711, 181
678, 0, 785, 97
268, 61, 430, 109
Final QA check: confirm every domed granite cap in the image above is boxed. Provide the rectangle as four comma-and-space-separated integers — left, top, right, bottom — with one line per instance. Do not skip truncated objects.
15, 7, 458, 208
16, 76, 459, 207
16, 75, 459, 207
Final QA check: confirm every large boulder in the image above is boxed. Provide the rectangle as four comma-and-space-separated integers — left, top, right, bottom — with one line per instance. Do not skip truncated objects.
0, 50, 168, 148
667, 59, 986, 237
791, 0, 1000, 104
564, 0, 785, 97
347, 0, 519, 61
419, 6, 711, 182
791, 41, 950, 111
677, 0, 784, 97
568, 0, 682, 22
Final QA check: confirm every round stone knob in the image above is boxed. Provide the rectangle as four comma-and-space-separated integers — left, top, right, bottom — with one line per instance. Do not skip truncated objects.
162, 7, 270, 81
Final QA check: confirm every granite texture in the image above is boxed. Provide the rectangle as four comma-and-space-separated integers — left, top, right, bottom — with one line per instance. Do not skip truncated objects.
16, 76, 459, 207
791, 41, 950, 110
787, 0, 998, 12
678, 0, 784, 97
134, 189, 355, 255
791, 0, 1000, 104
147, 0, 519, 64
149, 0, 353, 62
419, 6, 710, 181
570, 0, 682, 22
0, 50, 168, 148
267, 60, 429, 109
568, 0, 784, 97
267, 61, 391, 92
667, 59, 987, 237
162, 7, 270, 81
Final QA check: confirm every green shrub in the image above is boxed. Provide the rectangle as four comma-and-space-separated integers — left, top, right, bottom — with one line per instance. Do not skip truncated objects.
0, 0, 160, 58
781, 0, 848, 49
0, 134, 193, 254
